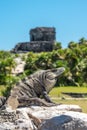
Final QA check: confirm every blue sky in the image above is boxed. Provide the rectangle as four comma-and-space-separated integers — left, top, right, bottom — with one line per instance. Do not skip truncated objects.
0, 0, 87, 50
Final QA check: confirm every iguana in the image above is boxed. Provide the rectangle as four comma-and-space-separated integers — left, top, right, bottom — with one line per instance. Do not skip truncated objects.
1, 67, 65, 110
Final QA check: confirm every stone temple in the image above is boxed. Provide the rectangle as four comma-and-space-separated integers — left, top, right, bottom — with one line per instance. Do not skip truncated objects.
12, 27, 56, 53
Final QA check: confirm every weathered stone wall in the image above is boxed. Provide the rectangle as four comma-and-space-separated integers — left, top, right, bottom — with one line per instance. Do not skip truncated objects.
30, 27, 56, 41
12, 41, 54, 53
11, 27, 56, 53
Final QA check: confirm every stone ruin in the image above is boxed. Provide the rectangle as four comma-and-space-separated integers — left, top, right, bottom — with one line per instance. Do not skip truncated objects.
11, 27, 56, 53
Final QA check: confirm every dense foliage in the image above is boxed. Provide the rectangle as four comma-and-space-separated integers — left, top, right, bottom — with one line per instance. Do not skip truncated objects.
24, 38, 87, 87
0, 38, 87, 88
0, 51, 16, 84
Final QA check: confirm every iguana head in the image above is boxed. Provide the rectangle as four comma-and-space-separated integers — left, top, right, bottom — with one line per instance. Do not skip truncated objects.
43, 67, 65, 92
46, 67, 65, 80
31, 67, 65, 93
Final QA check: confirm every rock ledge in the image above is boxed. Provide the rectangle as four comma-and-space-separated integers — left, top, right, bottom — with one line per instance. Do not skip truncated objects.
0, 104, 87, 130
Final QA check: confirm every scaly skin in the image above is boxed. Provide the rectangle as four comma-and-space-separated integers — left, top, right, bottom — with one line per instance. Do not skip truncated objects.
2, 67, 65, 109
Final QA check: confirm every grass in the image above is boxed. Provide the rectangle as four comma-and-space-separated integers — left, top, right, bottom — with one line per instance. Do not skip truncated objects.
49, 86, 87, 97
49, 86, 87, 113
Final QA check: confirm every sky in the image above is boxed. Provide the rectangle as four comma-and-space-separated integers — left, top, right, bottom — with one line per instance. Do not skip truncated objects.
0, 0, 87, 50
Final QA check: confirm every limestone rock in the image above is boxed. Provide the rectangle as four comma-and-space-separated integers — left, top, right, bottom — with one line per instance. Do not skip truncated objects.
38, 111, 87, 130
0, 104, 87, 130
0, 108, 37, 130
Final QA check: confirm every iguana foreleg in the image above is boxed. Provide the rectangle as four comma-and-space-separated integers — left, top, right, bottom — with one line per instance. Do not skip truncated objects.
42, 91, 54, 103
34, 78, 54, 103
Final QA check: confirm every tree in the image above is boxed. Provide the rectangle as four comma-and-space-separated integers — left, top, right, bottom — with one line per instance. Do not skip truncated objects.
79, 37, 87, 44
68, 41, 78, 49
53, 42, 62, 50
